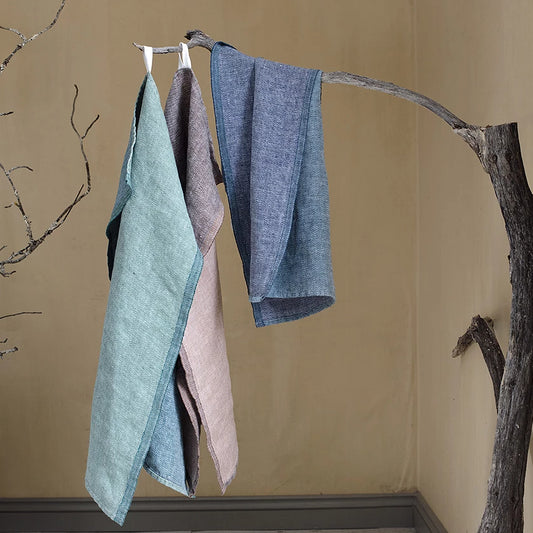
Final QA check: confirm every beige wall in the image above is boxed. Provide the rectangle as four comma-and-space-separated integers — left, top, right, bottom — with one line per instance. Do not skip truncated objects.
0, 1, 417, 498
7, 2, 529, 529
416, 1, 533, 532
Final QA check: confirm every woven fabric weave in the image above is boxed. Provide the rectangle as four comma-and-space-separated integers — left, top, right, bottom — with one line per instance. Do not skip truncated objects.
147, 66, 238, 494
210, 42, 335, 327
85, 74, 202, 526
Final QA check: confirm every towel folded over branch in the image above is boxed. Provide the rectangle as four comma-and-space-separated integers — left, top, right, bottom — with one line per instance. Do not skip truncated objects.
210, 42, 335, 327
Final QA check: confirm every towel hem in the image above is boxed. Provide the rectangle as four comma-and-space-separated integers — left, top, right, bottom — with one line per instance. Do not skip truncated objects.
253, 296, 335, 327
113, 249, 203, 525
143, 465, 193, 497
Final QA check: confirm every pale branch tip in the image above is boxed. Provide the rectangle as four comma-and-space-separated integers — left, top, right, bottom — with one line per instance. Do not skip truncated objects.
133, 42, 185, 55
452, 315, 504, 408
0, 25, 26, 40
452, 316, 495, 357
133, 29, 216, 55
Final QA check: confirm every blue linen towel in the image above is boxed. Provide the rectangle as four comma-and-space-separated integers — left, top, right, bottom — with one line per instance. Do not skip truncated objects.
85, 73, 202, 526
210, 43, 335, 327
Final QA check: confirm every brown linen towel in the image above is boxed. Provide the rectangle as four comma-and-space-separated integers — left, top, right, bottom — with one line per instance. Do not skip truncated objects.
165, 65, 238, 493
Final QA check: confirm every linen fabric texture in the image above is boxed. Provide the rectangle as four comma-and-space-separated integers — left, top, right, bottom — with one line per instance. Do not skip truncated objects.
147, 66, 238, 494
210, 42, 335, 327
85, 73, 202, 526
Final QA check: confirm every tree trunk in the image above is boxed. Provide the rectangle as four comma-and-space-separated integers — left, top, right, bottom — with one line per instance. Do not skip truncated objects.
477, 123, 533, 533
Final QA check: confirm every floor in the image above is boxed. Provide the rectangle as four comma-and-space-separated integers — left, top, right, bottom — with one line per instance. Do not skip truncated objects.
131, 530, 416, 533
32, 529, 417, 533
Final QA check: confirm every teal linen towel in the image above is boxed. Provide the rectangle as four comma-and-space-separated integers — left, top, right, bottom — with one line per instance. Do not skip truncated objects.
85, 73, 202, 526
210, 43, 335, 327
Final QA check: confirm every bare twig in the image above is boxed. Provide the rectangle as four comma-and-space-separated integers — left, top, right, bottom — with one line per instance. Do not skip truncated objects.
452, 315, 505, 407
0, 0, 67, 75
0, 311, 42, 357
0, 0, 94, 357
0, 311, 42, 320
0, 85, 99, 277
0, 163, 35, 242
0, 346, 18, 357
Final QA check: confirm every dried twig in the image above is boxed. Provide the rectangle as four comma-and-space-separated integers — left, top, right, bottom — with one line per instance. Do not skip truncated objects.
0, 311, 42, 357
0, 85, 99, 277
0, 0, 67, 117
0, 0, 97, 357
0, 311, 42, 320
0, 0, 66, 75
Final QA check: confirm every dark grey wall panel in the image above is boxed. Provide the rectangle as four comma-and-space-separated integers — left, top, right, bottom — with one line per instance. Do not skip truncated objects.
0, 493, 445, 532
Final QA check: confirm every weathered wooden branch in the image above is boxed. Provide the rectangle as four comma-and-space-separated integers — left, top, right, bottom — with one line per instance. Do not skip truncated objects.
173, 29, 532, 533
452, 315, 506, 407
474, 123, 533, 533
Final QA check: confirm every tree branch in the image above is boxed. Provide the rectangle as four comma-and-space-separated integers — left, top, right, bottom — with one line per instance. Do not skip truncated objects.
0, 311, 42, 357
452, 315, 505, 407
135, 30, 469, 127
0, 311, 42, 320
132, 29, 216, 55
0, 0, 66, 75
1, 164, 35, 243
0, 85, 99, 277
133, 29, 475, 133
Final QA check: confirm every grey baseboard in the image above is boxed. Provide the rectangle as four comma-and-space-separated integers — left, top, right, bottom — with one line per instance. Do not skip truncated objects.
0, 492, 446, 532
413, 493, 447, 533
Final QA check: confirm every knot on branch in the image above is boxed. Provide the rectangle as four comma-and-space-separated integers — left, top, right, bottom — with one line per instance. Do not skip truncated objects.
452, 315, 505, 407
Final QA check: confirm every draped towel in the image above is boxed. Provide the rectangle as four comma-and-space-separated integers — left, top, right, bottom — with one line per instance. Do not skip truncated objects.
85, 73, 202, 526
147, 65, 238, 494
210, 42, 335, 327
